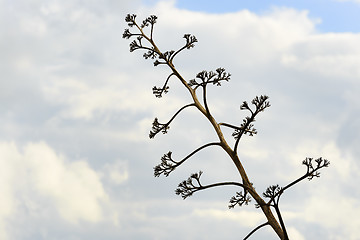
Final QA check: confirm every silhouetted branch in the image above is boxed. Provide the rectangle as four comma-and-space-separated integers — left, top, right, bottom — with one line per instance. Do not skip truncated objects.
262, 157, 330, 240
124, 14, 198, 70
264, 157, 330, 206
129, 36, 155, 54
303, 157, 330, 180
274, 204, 289, 240
202, 84, 210, 115
243, 222, 270, 240
124, 14, 137, 28
280, 157, 330, 199
175, 171, 203, 199
188, 68, 231, 90
187, 68, 231, 115
154, 151, 177, 177
262, 185, 288, 239
175, 171, 246, 199
152, 73, 175, 98
149, 118, 169, 138
169, 34, 198, 64
228, 191, 251, 209
233, 95, 270, 152
140, 15, 157, 39
263, 185, 282, 205
149, 103, 195, 138
154, 142, 221, 177
219, 122, 258, 135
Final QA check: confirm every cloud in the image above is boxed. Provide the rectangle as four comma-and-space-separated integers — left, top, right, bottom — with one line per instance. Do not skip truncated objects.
281, 33, 360, 79
142, 2, 317, 66
302, 190, 360, 240
101, 160, 129, 185
287, 227, 306, 240
285, 141, 354, 180
193, 208, 264, 227
42, 75, 184, 121
42, 77, 144, 120
25, 142, 108, 223
0, 143, 20, 240
1, 0, 360, 239
0, 141, 109, 238
129, 2, 360, 239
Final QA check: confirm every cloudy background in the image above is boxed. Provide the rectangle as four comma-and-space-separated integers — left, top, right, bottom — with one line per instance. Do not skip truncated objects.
1, 0, 360, 239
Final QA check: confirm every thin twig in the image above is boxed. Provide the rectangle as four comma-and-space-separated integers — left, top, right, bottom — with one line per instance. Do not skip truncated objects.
274, 205, 289, 240
243, 222, 269, 240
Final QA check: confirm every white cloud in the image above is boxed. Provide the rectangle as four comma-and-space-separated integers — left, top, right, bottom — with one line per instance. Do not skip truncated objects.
302, 191, 360, 240
287, 227, 306, 240
102, 160, 129, 185
0, 141, 109, 238
1, 0, 360, 239
20, 15, 48, 37
42, 77, 151, 120
132, 3, 360, 239
0, 143, 20, 240
193, 208, 264, 227
142, 2, 317, 67
286, 141, 354, 180
281, 33, 360, 79
25, 142, 108, 223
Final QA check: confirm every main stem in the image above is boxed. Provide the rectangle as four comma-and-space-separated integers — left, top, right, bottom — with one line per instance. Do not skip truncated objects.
145, 30, 285, 240
168, 63, 285, 240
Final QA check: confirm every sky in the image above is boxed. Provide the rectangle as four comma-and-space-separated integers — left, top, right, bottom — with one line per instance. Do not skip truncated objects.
1, 0, 360, 239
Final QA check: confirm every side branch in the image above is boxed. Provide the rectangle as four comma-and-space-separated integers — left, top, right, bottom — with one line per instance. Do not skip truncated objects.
233, 95, 270, 153
219, 122, 258, 135
265, 157, 330, 205
229, 190, 252, 209
262, 157, 330, 240
175, 171, 248, 199
274, 205, 289, 240
243, 222, 270, 240
152, 72, 175, 98
203, 85, 210, 115
154, 142, 221, 177
150, 103, 196, 138
169, 34, 198, 64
